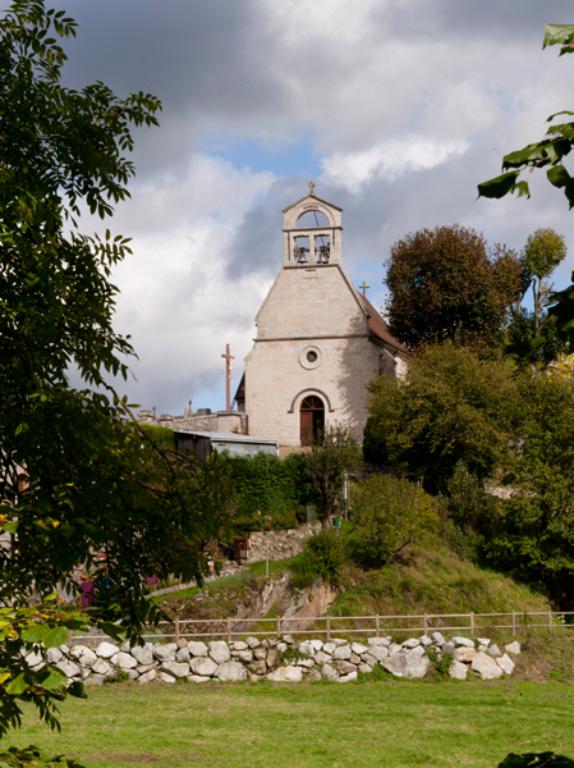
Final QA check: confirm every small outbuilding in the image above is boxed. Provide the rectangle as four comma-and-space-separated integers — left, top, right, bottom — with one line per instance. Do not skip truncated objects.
174, 430, 278, 461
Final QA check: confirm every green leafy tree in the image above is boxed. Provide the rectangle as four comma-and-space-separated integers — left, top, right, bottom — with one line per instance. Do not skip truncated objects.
478, 25, 574, 207
547, 272, 574, 352
486, 371, 574, 607
291, 530, 346, 588
347, 474, 438, 569
478, 25, 574, 350
304, 426, 361, 524
364, 345, 520, 491
385, 225, 523, 349
0, 1, 231, 760
523, 229, 567, 335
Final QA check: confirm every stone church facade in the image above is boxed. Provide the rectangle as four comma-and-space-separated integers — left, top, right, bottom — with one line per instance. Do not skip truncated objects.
236, 188, 408, 447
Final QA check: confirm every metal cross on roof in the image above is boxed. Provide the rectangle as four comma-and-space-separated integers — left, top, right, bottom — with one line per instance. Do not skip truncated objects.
308, 180, 316, 195
359, 281, 370, 297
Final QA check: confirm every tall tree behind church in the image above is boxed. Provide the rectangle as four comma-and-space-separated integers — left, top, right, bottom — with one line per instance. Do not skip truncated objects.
385, 225, 524, 350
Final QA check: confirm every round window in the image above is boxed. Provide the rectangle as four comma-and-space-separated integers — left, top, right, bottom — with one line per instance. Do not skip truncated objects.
299, 345, 322, 370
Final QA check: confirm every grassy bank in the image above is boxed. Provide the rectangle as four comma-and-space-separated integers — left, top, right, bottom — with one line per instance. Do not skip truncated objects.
332, 544, 551, 618
8, 679, 574, 768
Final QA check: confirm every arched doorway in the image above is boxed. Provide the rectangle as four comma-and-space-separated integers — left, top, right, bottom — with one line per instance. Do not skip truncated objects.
300, 395, 324, 446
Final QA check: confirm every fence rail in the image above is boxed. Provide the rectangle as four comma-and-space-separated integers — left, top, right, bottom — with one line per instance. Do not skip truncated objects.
71, 610, 574, 645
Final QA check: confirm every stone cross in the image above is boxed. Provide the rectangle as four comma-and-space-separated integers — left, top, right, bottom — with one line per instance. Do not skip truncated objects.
221, 343, 234, 411
359, 281, 370, 297
308, 180, 316, 195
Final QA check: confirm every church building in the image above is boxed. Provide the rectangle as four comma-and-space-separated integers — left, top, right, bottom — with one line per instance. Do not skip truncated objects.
236, 186, 408, 448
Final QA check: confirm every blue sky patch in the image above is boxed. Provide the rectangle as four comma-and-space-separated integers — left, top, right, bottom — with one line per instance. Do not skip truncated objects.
201, 134, 321, 177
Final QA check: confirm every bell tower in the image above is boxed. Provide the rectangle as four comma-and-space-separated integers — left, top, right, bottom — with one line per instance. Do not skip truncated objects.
282, 182, 343, 268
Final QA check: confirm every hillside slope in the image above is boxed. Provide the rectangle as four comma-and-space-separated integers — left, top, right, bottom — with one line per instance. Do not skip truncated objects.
156, 543, 550, 632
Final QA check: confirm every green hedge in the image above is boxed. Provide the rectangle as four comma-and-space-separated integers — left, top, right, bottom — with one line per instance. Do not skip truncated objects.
224, 453, 313, 530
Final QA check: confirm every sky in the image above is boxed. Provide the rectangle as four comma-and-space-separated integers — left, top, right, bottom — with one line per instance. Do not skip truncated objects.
55, 0, 574, 414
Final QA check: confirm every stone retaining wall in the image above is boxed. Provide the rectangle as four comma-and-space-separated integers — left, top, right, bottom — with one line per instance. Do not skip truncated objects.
245, 522, 321, 563
37, 633, 521, 686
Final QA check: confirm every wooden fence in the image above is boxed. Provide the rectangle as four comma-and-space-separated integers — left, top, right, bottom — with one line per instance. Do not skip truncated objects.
71, 610, 574, 645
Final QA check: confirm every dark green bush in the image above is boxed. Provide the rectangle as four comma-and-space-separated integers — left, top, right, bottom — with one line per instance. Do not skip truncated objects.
347, 474, 439, 569
291, 530, 347, 589
224, 453, 312, 531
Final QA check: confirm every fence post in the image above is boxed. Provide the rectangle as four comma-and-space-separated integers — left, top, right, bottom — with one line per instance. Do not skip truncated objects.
548, 610, 553, 633
512, 611, 516, 638
276, 616, 282, 639
423, 614, 428, 636
470, 612, 475, 638
375, 614, 380, 638
175, 619, 180, 643
226, 618, 232, 643
326, 615, 331, 642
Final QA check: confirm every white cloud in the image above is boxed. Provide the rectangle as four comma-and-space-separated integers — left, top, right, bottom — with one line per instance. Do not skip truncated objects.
105, 154, 275, 412
59, 0, 574, 411
321, 136, 470, 192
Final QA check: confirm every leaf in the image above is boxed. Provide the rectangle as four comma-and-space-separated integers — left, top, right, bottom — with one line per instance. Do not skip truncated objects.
547, 164, 571, 188
39, 667, 68, 691
22, 625, 68, 647
5, 673, 28, 696
67, 680, 86, 699
515, 181, 530, 198
3, 521, 18, 534
477, 171, 520, 199
544, 23, 574, 54
503, 144, 546, 168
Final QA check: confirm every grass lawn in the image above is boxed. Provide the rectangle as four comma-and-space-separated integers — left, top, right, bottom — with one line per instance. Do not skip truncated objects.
6, 679, 574, 768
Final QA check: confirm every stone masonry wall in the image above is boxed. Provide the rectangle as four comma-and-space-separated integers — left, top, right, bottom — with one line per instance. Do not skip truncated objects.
245, 522, 321, 563
33, 633, 522, 686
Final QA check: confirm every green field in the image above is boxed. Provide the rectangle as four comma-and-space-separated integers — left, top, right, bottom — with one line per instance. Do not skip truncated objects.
6, 679, 574, 768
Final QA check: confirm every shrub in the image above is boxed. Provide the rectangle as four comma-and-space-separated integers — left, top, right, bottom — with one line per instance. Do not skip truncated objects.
291, 531, 347, 589
347, 474, 439, 569
224, 453, 311, 531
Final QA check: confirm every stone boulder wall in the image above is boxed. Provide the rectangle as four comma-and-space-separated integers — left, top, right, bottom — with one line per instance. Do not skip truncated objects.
43, 633, 521, 685
245, 522, 321, 563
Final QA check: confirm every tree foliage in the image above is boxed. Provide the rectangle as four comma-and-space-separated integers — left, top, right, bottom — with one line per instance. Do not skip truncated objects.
347, 475, 438, 569
290, 530, 346, 588
304, 427, 361, 523
224, 453, 311, 531
385, 225, 523, 349
523, 228, 567, 335
477, 25, 574, 350
364, 345, 520, 490
478, 26, 574, 207
368, 346, 574, 607
486, 372, 574, 607
0, 0, 231, 752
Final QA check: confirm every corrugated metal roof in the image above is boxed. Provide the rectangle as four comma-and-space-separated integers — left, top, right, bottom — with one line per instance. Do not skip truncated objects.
174, 430, 277, 446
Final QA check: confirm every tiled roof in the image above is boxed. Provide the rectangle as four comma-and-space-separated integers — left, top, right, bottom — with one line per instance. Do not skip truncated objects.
357, 293, 409, 355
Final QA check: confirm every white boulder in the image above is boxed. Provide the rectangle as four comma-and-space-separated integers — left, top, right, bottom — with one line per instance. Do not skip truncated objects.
215, 661, 247, 682
190, 657, 217, 677
131, 644, 154, 666
138, 669, 157, 684
187, 641, 208, 657
496, 654, 515, 675
161, 661, 189, 679
70, 646, 97, 668
471, 651, 503, 680
267, 665, 303, 682
153, 643, 177, 661
111, 652, 137, 670
95, 641, 119, 659
209, 641, 231, 664
449, 660, 468, 680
